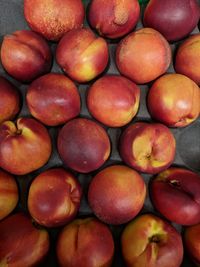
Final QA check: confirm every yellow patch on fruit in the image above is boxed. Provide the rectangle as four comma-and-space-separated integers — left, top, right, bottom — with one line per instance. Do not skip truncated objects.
76, 63, 96, 81
103, 147, 111, 161
132, 135, 152, 160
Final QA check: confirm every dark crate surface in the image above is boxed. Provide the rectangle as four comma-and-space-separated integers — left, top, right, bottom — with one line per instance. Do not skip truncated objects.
0, 1, 200, 267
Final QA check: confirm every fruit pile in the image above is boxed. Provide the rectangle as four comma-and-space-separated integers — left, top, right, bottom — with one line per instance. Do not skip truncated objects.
0, 0, 200, 266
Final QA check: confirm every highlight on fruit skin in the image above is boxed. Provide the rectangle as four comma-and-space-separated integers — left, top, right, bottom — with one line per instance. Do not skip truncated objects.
88, 0, 140, 39
56, 217, 115, 267
24, 0, 85, 41
0, 30, 52, 82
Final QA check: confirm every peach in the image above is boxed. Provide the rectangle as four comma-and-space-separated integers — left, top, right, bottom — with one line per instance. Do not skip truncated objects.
185, 223, 200, 266
0, 117, 52, 175
116, 28, 171, 84
150, 168, 200, 226
147, 74, 200, 127
0, 213, 49, 267
56, 28, 109, 83
119, 122, 176, 174
144, 0, 200, 42
57, 118, 111, 173
175, 34, 200, 85
88, 0, 140, 39
26, 73, 81, 126
0, 170, 18, 221
56, 217, 114, 267
24, 0, 85, 41
87, 75, 140, 127
121, 214, 183, 267
28, 168, 82, 227
0, 30, 52, 82
0, 76, 20, 124
88, 165, 146, 225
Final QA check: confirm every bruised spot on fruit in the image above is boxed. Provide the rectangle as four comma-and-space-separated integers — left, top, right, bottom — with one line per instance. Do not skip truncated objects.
114, 1, 129, 25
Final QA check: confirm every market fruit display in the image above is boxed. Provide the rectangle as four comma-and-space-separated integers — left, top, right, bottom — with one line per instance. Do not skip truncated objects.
0, 0, 199, 266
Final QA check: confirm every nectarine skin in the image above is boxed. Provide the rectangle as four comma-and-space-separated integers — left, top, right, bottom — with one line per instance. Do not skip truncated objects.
28, 168, 82, 227
57, 118, 111, 173
0, 170, 18, 221
88, 0, 140, 39
144, 0, 200, 42
0, 76, 20, 124
147, 74, 200, 127
56, 28, 109, 83
175, 34, 200, 85
185, 223, 200, 266
88, 165, 146, 225
0, 118, 52, 175
150, 168, 200, 225
119, 122, 176, 174
122, 214, 183, 267
1, 30, 52, 82
56, 218, 114, 267
26, 73, 81, 126
116, 28, 171, 84
87, 75, 140, 127
0, 213, 49, 267
24, 0, 85, 41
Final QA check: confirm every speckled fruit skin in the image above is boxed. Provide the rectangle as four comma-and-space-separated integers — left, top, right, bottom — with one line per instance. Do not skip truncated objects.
24, 0, 85, 41
0, 30, 52, 82
175, 34, 200, 85
28, 168, 82, 228
0, 169, 18, 221
119, 122, 176, 174
0, 117, 52, 175
57, 118, 111, 173
143, 0, 200, 42
56, 217, 114, 267
88, 0, 140, 39
87, 75, 140, 127
116, 28, 171, 84
0, 213, 49, 267
147, 74, 200, 128
26, 73, 81, 126
88, 165, 146, 225
56, 28, 109, 83
185, 223, 200, 266
0, 76, 20, 124
150, 168, 200, 226
121, 214, 184, 267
